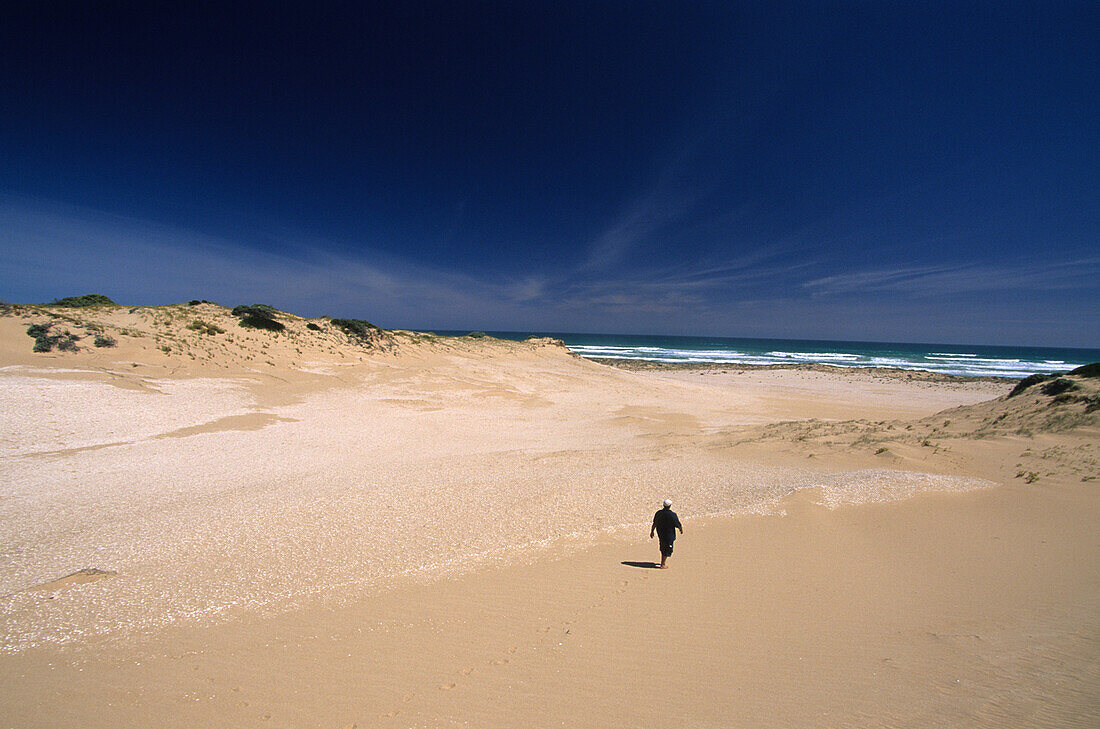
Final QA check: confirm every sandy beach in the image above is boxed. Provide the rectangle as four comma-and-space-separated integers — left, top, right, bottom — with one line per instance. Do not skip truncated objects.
1, 303, 1098, 728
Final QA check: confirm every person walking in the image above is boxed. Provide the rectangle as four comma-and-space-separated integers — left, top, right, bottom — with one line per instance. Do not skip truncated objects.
650, 499, 683, 568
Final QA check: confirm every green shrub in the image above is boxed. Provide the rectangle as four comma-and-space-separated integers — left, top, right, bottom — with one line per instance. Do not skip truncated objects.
232, 304, 279, 319
93, 334, 117, 348
188, 319, 225, 335
466, 331, 487, 338
238, 315, 285, 331
188, 300, 202, 305
306, 322, 322, 331
1040, 378, 1078, 397
56, 336, 78, 351
232, 304, 285, 332
1068, 362, 1100, 378
26, 322, 80, 352
330, 318, 378, 339
1007, 374, 1051, 398
49, 294, 116, 307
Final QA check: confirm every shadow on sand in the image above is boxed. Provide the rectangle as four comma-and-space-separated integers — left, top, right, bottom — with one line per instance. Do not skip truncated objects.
621, 560, 661, 569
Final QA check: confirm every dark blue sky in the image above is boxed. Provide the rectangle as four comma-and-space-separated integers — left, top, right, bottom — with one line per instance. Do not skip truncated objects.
2, 1, 1097, 346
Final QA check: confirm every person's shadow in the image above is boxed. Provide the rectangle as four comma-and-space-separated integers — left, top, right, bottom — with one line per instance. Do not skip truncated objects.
621, 560, 661, 569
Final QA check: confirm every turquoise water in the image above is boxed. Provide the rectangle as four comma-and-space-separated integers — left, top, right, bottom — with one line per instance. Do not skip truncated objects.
436, 332, 1100, 379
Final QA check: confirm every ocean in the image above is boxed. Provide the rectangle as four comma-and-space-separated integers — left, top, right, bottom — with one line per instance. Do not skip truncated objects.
437, 331, 1100, 379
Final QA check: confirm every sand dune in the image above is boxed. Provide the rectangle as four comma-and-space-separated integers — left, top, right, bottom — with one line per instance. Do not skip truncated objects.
0, 301, 1097, 727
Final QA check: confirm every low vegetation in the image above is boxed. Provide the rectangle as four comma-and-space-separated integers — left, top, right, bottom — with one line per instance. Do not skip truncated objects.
1069, 362, 1100, 378
47, 294, 116, 307
1040, 378, 1078, 397
232, 304, 285, 332
26, 322, 80, 352
1008, 373, 1053, 398
187, 319, 225, 335
6, 297, 539, 362
1008, 364, 1100, 399
330, 318, 378, 340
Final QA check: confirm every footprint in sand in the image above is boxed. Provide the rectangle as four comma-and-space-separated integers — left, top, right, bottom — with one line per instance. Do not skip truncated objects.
402, 693, 414, 703
461, 667, 474, 676
490, 658, 510, 665
439, 683, 456, 690
29, 568, 116, 593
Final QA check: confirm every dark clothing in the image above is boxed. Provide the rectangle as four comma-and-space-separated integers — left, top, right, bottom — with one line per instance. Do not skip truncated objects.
658, 539, 674, 557
652, 508, 682, 544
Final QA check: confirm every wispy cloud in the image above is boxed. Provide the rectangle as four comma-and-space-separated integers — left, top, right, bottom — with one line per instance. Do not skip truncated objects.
802, 257, 1100, 297
583, 187, 700, 271
0, 197, 545, 328
581, 142, 718, 271
646, 241, 817, 289
1, 192, 804, 322
3, 195, 1097, 346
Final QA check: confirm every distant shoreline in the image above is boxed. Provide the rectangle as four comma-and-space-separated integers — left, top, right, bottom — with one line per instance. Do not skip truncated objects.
586, 356, 1017, 384
465, 331, 1096, 380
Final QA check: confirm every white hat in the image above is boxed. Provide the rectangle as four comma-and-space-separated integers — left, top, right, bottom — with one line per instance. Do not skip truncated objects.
663, 499, 672, 507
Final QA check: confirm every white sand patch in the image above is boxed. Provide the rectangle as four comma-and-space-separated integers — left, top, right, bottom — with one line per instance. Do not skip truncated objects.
0, 374, 254, 456
765, 469, 997, 515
